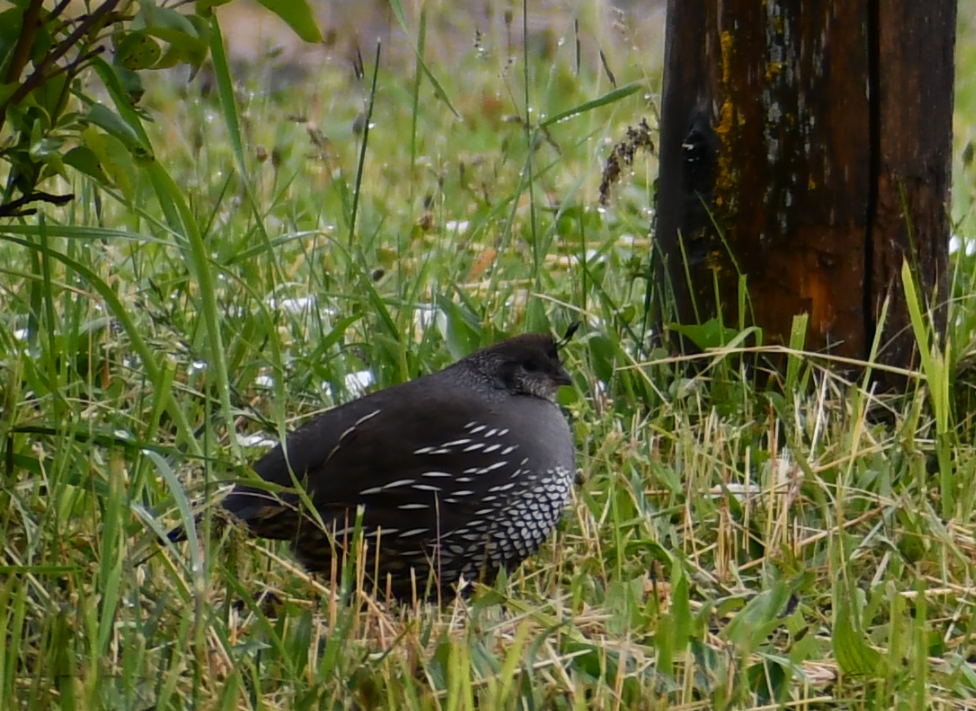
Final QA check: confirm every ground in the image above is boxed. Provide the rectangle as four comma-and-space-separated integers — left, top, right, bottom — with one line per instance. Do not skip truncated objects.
3, 1, 976, 709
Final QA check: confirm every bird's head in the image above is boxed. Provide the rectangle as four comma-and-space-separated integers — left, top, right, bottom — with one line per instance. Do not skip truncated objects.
469, 330, 575, 402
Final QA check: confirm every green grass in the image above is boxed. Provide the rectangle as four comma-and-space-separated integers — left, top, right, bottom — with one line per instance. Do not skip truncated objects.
5, 2, 976, 709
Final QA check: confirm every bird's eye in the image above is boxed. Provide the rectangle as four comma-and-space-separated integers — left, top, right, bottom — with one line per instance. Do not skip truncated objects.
522, 359, 540, 373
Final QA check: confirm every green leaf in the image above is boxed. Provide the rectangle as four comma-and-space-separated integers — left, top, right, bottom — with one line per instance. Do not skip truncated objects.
0, 81, 18, 106
588, 333, 616, 383
539, 81, 643, 128
195, 0, 235, 18
30, 71, 68, 124
88, 58, 153, 149
0, 9, 25, 77
37, 151, 65, 181
87, 103, 142, 148
142, 6, 211, 68
723, 581, 792, 650
435, 295, 481, 360
141, 5, 200, 36
0, 8, 24, 43
143, 450, 202, 574
81, 127, 136, 201
116, 31, 161, 70
747, 654, 790, 706
63, 145, 110, 184
670, 318, 742, 350
785, 312, 809, 394
86, 102, 152, 163
251, 0, 323, 43
147, 27, 209, 68
670, 561, 691, 654
833, 593, 883, 676
28, 25, 51, 67
656, 560, 690, 677
28, 134, 63, 161
112, 65, 146, 105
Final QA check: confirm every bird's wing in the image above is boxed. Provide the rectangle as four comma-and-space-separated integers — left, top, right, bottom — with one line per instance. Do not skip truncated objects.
225, 383, 522, 536
296, 391, 527, 525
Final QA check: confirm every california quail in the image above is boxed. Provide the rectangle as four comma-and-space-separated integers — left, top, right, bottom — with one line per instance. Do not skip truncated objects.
187, 332, 576, 601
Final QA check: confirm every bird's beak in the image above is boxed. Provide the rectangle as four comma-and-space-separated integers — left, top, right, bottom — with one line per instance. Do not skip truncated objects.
554, 365, 573, 387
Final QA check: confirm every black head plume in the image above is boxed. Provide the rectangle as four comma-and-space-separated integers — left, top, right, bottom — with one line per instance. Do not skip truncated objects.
558, 321, 582, 349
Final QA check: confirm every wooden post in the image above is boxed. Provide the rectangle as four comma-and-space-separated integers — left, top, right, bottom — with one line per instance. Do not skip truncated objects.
653, 0, 956, 381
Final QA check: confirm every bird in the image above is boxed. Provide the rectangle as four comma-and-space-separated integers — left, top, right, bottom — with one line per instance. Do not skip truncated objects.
172, 330, 578, 601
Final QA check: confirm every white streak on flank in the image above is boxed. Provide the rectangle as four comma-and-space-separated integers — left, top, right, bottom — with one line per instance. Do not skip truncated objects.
382, 479, 416, 489
355, 409, 381, 426
463, 421, 480, 429
452, 490, 475, 496
500, 445, 518, 455
482, 460, 508, 472
495, 428, 510, 437
440, 439, 472, 448
481, 444, 502, 454
414, 446, 435, 454
483, 429, 499, 438
468, 425, 487, 434
359, 486, 383, 495
463, 443, 486, 452
398, 503, 429, 510
412, 484, 441, 492
398, 528, 428, 537
420, 471, 453, 478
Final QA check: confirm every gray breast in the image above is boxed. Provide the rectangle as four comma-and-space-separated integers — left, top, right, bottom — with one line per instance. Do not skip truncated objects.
413, 397, 576, 584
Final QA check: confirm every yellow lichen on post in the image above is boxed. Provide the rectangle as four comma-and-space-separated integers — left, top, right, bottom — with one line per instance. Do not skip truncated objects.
765, 62, 784, 82
715, 30, 738, 213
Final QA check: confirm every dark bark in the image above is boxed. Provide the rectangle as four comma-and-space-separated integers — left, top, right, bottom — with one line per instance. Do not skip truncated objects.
654, 0, 955, 382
